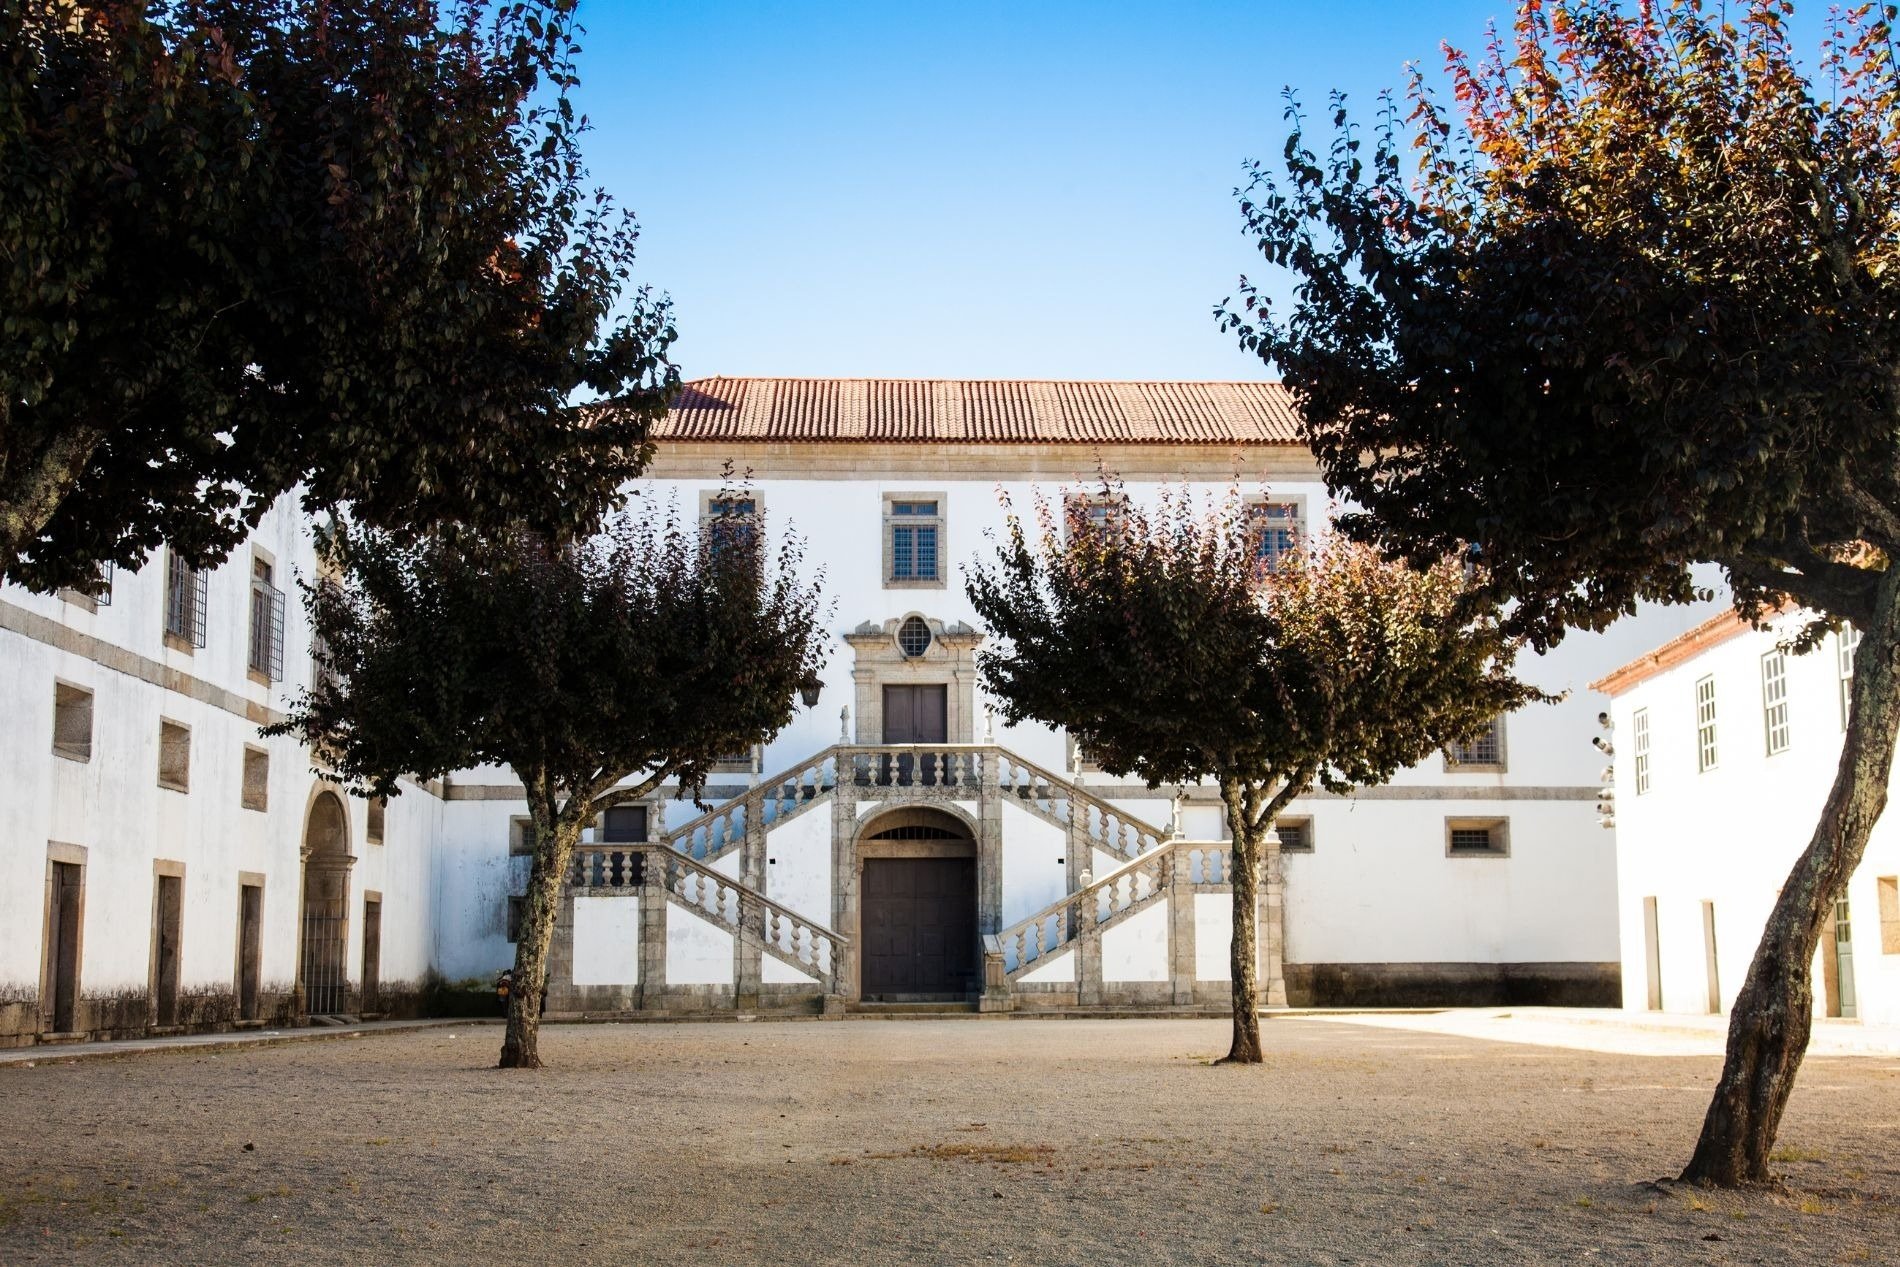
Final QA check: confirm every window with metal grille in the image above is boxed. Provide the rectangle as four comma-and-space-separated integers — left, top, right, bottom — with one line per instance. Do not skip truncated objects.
898, 615, 933, 658
1761, 651, 1790, 756
157, 719, 191, 791
1274, 819, 1313, 852
241, 746, 269, 811
248, 558, 286, 681
1247, 501, 1303, 568
60, 561, 113, 609
1066, 495, 1125, 542
311, 578, 344, 697
602, 805, 648, 842
1446, 818, 1508, 856
163, 551, 208, 647
1840, 625, 1860, 731
1632, 708, 1651, 796
1446, 716, 1505, 770
52, 682, 92, 762
1695, 675, 1718, 772
886, 498, 942, 584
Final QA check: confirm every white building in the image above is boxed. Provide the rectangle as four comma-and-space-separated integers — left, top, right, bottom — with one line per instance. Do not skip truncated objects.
1, 378, 1708, 1045
1596, 609, 1899, 1024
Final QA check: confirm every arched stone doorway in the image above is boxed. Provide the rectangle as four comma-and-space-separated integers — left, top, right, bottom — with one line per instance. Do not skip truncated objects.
857, 807, 978, 1000
299, 791, 353, 1015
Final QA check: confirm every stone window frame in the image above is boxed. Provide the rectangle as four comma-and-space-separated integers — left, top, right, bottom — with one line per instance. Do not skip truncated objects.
509, 815, 536, 856
162, 547, 209, 653
1062, 491, 1126, 543
882, 491, 947, 590
247, 548, 286, 685
51, 679, 94, 763
1443, 715, 1508, 773
1445, 816, 1510, 858
157, 717, 192, 792
240, 744, 270, 812
1241, 492, 1310, 569
597, 802, 652, 843
1273, 816, 1315, 853
699, 488, 763, 558
147, 857, 187, 1025
58, 562, 113, 613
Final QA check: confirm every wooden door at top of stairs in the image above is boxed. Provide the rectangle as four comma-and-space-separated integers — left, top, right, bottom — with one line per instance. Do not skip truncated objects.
861, 856, 977, 999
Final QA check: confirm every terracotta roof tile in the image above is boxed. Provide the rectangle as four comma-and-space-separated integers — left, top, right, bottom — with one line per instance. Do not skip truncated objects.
656, 377, 1301, 445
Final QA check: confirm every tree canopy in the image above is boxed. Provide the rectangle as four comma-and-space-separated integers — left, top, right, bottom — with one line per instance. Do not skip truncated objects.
1, 0, 676, 593
1223, 0, 1900, 1184
274, 497, 830, 1068
967, 482, 1543, 1061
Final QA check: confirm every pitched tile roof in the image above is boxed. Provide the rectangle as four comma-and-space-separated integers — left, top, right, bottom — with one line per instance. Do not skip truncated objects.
654, 378, 1302, 445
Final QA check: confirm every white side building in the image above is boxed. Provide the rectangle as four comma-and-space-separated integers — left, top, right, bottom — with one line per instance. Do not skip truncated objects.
0, 378, 1714, 1044
1596, 609, 1898, 1024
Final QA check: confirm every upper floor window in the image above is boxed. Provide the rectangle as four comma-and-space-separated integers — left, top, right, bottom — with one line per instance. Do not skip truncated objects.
1760, 650, 1790, 756
1445, 715, 1506, 772
1632, 707, 1651, 796
52, 681, 93, 763
602, 805, 649, 843
885, 496, 944, 586
1065, 494, 1125, 544
163, 551, 207, 648
59, 561, 113, 611
1246, 500, 1304, 568
1695, 675, 1718, 772
1840, 624, 1861, 731
248, 557, 286, 682
703, 493, 760, 557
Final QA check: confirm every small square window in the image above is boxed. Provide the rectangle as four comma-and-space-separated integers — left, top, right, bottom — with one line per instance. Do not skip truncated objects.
241, 746, 269, 811
157, 719, 191, 791
366, 796, 386, 846
1445, 716, 1506, 771
1065, 494, 1126, 543
52, 682, 93, 762
510, 816, 536, 856
1446, 818, 1509, 857
1274, 818, 1313, 853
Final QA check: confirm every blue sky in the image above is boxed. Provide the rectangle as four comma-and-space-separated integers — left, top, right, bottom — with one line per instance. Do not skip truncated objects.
572, 2, 1524, 381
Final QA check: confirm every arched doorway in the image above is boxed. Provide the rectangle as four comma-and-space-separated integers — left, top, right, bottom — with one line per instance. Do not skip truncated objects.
858, 807, 978, 1000
300, 791, 353, 1015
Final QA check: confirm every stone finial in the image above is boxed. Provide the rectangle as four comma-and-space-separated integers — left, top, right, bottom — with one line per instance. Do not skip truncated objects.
1170, 788, 1187, 839
982, 702, 995, 744
839, 705, 851, 743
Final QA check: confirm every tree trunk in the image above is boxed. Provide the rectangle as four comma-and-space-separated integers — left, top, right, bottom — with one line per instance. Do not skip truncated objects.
0, 422, 103, 585
1220, 780, 1264, 1064
1681, 568, 1900, 1185
499, 801, 581, 1070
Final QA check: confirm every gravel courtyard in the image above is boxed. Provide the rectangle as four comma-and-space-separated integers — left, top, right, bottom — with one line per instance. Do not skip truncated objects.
0, 1016, 1894, 1266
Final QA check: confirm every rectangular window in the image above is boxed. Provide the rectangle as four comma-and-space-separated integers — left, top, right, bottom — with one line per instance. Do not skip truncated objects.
1695, 675, 1718, 772
1065, 495, 1125, 543
241, 746, 269, 811
366, 795, 386, 846
1878, 877, 1900, 955
510, 816, 536, 856
1274, 818, 1313, 853
601, 805, 649, 843
703, 493, 760, 557
885, 496, 944, 586
1246, 500, 1303, 568
59, 562, 113, 610
248, 558, 286, 682
1632, 708, 1651, 796
163, 551, 208, 648
1445, 716, 1506, 771
506, 895, 525, 944
1840, 625, 1861, 731
1445, 817, 1509, 856
1761, 651, 1790, 756
157, 719, 191, 792
52, 682, 93, 763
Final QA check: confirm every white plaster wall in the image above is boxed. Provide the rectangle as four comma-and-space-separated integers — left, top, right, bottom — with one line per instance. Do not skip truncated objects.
1611, 617, 1900, 1023
1017, 949, 1075, 984
761, 953, 819, 984
762, 804, 833, 926
1100, 899, 1170, 982
667, 904, 735, 985
571, 895, 641, 986
999, 801, 1068, 927
431, 798, 523, 983
1195, 893, 1235, 981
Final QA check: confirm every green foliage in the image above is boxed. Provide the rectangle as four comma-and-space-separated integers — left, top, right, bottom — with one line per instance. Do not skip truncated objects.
966, 481, 1545, 819
1222, 0, 1899, 645
273, 496, 829, 811
1, 0, 677, 593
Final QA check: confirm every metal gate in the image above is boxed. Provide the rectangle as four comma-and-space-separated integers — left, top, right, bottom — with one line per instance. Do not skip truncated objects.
300, 897, 349, 1015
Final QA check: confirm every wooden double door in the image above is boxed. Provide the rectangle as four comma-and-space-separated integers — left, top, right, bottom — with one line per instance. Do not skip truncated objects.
861, 856, 978, 998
